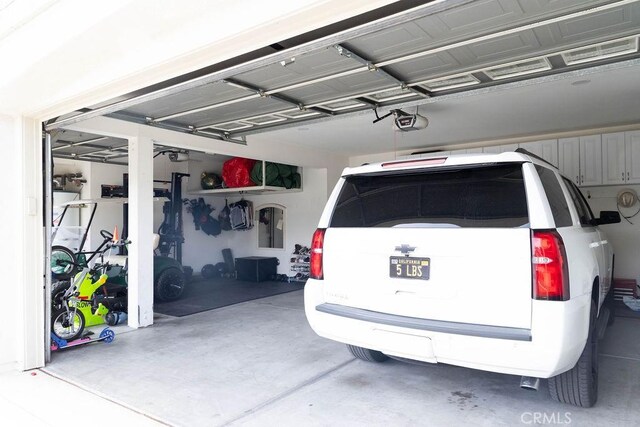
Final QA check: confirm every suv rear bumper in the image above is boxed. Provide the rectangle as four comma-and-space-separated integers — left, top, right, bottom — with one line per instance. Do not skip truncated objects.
305, 280, 591, 378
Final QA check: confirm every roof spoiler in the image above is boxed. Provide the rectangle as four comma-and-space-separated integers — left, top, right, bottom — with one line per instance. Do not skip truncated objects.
514, 148, 555, 168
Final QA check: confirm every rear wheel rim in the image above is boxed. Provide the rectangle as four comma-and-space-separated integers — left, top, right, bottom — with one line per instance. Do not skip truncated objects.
52, 310, 82, 340
51, 251, 73, 275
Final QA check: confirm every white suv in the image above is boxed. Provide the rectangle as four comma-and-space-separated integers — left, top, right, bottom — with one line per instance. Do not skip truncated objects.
304, 150, 619, 407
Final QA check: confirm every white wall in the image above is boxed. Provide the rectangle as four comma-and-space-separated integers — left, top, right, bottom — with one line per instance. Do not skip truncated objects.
1, 0, 396, 117
51, 158, 128, 252
85, 163, 129, 251
52, 158, 90, 194
152, 150, 329, 275
181, 168, 328, 274
582, 185, 640, 280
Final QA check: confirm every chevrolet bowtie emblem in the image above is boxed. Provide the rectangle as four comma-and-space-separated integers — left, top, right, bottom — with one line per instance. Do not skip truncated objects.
395, 244, 416, 255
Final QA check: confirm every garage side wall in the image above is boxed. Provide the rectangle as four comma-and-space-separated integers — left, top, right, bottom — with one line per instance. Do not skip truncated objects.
180, 168, 328, 274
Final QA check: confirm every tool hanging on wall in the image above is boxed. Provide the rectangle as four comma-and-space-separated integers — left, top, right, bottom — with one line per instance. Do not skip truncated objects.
617, 189, 640, 224
53, 173, 86, 190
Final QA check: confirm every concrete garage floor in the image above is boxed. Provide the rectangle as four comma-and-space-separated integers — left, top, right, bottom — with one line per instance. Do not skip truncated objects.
43, 291, 640, 426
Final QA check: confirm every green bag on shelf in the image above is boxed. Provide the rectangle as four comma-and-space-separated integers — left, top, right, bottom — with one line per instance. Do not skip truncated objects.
250, 162, 300, 188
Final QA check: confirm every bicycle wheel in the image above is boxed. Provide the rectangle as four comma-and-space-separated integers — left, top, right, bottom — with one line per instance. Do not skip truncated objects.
51, 246, 77, 280
51, 307, 85, 342
51, 280, 71, 310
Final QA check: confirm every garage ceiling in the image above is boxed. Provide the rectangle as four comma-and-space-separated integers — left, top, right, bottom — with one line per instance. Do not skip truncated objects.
51, 129, 129, 164
51, 129, 171, 164
48, 0, 640, 162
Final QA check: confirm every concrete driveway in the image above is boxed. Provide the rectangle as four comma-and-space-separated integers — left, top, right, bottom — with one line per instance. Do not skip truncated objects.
44, 291, 640, 426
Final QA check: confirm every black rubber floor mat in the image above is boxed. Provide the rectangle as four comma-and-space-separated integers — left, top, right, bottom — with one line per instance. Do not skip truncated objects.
154, 277, 303, 317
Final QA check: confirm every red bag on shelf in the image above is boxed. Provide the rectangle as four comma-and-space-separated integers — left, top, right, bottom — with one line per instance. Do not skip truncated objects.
222, 157, 257, 188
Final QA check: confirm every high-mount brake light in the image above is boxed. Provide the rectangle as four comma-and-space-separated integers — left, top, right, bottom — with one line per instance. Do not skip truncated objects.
310, 228, 326, 280
382, 157, 446, 168
532, 230, 569, 301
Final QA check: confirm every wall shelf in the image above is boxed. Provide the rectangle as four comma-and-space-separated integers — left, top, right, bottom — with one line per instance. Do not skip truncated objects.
187, 153, 302, 196
188, 185, 302, 196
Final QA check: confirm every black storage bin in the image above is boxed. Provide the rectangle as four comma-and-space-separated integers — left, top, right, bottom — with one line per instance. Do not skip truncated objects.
235, 256, 278, 282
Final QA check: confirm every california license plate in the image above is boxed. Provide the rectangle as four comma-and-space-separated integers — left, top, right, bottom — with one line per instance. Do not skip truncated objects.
390, 256, 430, 280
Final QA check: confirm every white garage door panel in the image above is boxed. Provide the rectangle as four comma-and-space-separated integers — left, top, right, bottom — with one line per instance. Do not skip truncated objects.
184, 98, 291, 128
125, 82, 248, 119
385, 52, 463, 82
558, 7, 634, 38
462, 32, 543, 63
234, 49, 357, 91
48, 0, 640, 149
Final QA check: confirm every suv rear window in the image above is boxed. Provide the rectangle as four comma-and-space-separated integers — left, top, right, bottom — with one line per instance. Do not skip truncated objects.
330, 164, 529, 228
535, 166, 572, 227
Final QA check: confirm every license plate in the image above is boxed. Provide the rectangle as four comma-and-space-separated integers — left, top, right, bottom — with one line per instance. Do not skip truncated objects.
390, 256, 430, 280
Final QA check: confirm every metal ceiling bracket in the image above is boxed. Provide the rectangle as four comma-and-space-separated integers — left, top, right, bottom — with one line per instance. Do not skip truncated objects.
333, 44, 427, 98
191, 129, 247, 145
224, 78, 300, 108
194, 78, 332, 131
73, 143, 129, 157
52, 153, 128, 166
51, 136, 110, 151
103, 111, 248, 145
53, 141, 127, 154
354, 97, 378, 108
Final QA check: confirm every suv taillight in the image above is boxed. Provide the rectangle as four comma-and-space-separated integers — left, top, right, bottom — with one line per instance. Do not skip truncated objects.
532, 230, 569, 301
310, 228, 326, 280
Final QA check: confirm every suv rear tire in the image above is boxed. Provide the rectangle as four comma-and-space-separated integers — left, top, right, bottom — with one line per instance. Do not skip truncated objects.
347, 344, 389, 362
548, 300, 598, 407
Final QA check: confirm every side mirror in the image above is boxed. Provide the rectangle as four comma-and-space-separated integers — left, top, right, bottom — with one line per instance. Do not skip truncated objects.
595, 211, 621, 225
